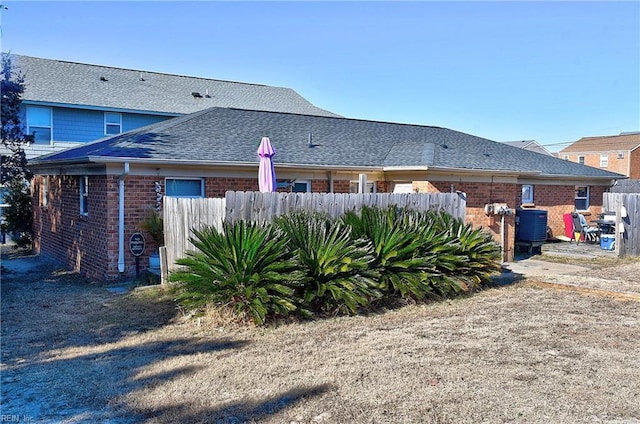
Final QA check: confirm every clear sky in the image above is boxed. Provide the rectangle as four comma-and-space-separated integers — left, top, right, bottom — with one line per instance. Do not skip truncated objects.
1, 1, 639, 151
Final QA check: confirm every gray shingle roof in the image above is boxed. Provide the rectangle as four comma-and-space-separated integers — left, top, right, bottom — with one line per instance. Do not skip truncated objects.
12, 54, 340, 117
31, 107, 624, 180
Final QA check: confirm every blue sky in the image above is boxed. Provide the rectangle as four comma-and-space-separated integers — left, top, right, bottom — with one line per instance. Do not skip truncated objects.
1, 1, 639, 151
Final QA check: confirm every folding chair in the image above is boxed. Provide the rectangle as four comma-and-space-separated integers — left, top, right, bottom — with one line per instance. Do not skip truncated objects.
571, 212, 600, 244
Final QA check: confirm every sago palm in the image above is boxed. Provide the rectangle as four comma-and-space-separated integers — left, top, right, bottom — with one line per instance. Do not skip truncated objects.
170, 220, 304, 325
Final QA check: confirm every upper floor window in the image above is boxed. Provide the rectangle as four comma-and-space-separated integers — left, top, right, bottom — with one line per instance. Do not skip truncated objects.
27, 106, 52, 145
578, 156, 585, 165
575, 186, 589, 211
165, 178, 204, 198
80, 176, 89, 216
105, 112, 122, 135
600, 154, 608, 168
563, 155, 569, 161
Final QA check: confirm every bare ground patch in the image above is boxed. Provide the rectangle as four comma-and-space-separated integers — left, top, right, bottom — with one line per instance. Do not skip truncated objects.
1, 254, 639, 423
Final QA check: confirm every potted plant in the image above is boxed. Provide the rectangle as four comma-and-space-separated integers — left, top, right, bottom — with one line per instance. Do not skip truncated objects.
139, 209, 164, 268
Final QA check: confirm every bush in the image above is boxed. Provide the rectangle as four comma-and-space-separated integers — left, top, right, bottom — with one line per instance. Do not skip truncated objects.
342, 206, 436, 300
274, 212, 378, 316
2, 179, 33, 249
170, 220, 303, 325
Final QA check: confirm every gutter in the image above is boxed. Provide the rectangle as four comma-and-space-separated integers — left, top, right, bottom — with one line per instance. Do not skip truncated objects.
118, 162, 130, 273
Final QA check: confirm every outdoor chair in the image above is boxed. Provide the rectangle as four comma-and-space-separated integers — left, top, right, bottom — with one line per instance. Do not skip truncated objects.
571, 212, 599, 245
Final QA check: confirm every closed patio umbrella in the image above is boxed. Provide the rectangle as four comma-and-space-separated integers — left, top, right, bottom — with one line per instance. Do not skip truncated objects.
257, 136, 276, 192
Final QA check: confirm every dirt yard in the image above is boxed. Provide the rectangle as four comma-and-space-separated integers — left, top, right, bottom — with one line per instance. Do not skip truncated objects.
1, 249, 639, 424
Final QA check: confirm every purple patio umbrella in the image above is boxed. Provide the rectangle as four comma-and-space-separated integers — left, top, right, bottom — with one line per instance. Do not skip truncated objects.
257, 136, 276, 192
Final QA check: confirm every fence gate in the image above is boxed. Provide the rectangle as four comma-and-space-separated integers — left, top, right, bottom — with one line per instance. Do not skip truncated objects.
603, 193, 639, 257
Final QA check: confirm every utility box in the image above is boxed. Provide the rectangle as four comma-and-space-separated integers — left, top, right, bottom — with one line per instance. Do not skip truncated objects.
516, 209, 548, 242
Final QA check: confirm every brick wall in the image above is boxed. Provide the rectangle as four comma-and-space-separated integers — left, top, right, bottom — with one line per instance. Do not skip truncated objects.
631, 150, 640, 179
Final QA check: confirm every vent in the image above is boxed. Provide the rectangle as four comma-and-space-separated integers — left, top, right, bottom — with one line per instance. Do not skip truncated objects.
617, 152, 625, 159
100, 76, 108, 82
192, 92, 202, 98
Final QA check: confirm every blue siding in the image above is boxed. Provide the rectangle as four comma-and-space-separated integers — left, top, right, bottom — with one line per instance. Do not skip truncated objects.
54, 108, 104, 142
51, 107, 174, 143
122, 114, 168, 132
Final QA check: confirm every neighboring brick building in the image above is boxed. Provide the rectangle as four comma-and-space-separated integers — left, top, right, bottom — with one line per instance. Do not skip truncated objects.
30, 107, 624, 282
559, 132, 640, 179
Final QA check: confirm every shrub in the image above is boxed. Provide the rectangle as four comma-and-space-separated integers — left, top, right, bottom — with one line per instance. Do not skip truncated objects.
342, 206, 435, 300
274, 212, 378, 315
170, 220, 303, 325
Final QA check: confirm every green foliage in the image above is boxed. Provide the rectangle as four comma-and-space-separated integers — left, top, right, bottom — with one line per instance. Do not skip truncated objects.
2, 179, 33, 249
434, 212, 502, 288
138, 209, 164, 249
342, 206, 435, 300
274, 212, 378, 315
1, 53, 32, 183
170, 221, 304, 325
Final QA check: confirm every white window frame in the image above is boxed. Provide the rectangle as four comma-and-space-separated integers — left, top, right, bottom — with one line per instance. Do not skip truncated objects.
350, 181, 377, 194
165, 178, 204, 198
26, 105, 53, 145
599, 154, 608, 168
575, 186, 589, 211
80, 176, 89, 216
521, 184, 534, 204
578, 156, 585, 165
41, 176, 49, 208
292, 180, 311, 193
104, 112, 122, 135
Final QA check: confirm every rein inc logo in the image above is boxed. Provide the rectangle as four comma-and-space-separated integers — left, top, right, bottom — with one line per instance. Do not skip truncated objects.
1, 416, 33, 422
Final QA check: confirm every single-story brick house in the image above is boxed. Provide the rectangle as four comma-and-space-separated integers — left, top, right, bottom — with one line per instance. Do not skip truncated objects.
29, 107, 624, 282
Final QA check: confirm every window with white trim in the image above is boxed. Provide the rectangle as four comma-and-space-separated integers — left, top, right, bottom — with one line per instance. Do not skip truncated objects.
165, 178, 204, 197
350, 181, 376, 193
292, 181, 310, 193
41, 176, 49, 207
521, 184, 534, 203
80, 176, 89, 216
27, 106, 52, 144
575, 186, 589, 211
600, 154, 608, 167
578, 156, 585, 165
105, 112, 122, 135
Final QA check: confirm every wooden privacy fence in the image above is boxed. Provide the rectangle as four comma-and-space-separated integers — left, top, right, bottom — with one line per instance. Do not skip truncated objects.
603, 193, 640, 257
164, 196, 226, 272
164, 191, 466, 271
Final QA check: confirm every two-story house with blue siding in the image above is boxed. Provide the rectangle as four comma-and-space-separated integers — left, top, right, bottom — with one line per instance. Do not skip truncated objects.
4, 54, 340, 159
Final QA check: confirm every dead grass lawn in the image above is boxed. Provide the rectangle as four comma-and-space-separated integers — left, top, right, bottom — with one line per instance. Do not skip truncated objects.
1, 255, 639, 423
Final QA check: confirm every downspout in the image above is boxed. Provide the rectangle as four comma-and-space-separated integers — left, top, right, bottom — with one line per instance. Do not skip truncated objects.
118, 162, 130, 273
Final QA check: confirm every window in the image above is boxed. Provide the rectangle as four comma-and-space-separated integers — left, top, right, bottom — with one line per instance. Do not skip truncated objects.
350, 181, 376, 193
574, 186, 589, 211
563, 155, 569, 161
578, 156, 585, 165
521, 184, 534, 203
41, 177, 49, 207
617, 152, 625, 159
165, 178, 204, 197
600, 154, 608, 168
292, 181, 310, 193
80, 176, 89, 216
27, 106, 52, 144
105, 112, 122, 135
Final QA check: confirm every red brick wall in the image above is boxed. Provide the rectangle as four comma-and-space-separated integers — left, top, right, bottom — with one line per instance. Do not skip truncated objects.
631, 150, 640, 179
32, 175, 114, 281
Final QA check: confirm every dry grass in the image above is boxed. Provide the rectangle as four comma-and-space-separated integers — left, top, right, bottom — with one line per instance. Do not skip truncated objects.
1, 254, 639, 423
